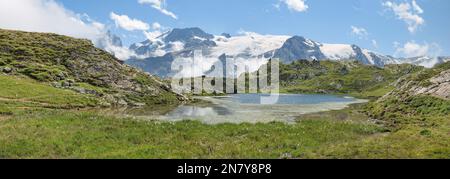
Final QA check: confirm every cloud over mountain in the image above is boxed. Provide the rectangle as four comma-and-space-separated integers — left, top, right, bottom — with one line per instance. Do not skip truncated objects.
395, 41, 441, 58
110, 12, 150, 31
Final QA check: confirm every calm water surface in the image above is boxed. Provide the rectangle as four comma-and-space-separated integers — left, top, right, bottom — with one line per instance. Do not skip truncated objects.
101, 94, 367, 124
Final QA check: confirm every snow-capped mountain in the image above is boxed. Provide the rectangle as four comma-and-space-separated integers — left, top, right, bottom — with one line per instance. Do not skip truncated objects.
268, 36, 398, 67
127, 28, 290, 77
129, 27, 217, 57
125, 27, 445, 77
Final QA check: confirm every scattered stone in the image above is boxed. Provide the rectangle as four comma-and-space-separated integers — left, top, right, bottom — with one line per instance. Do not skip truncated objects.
2, 67, 12, 73
56, 72, 66, 80
117, 99, 128, 106
374, 75, 384, 82
51, 82, 62, 88
99, 101, 112, 107
280, 153, 293, 159
66, 79, 75, 84
131, 102, 146, 107
62, 81, 72, 87
72, 87, 86, 94
339, 67, 349, 75
85, 89, 98, 95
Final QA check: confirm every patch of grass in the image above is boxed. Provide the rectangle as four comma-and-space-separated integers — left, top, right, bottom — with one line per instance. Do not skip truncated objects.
0, 103, 13, 116
0, 109, 382, 159
304, 119, 450, 159
0, 75, 99, 107
366, 95, 450, 128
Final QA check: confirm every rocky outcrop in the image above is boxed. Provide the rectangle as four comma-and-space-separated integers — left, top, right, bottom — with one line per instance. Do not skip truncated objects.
409, 70, 450, 99
381, 62, 450, 101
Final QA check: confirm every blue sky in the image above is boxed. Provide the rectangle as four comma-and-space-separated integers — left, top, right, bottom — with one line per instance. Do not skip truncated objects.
2, 0, 449, 57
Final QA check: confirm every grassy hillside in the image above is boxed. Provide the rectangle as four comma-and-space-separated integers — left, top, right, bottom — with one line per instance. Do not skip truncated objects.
306, 62, 450, 158
279, 60, 423, 99
0, 29, 184, 105
0, 75, 99, 108
367, 62, 450, 127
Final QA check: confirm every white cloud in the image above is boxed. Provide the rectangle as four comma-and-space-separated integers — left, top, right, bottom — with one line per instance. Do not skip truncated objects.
152, 22, 162, 30
395, 41, 441, 58
351, 26, 369, 39
382, 0, 425, 33
412, 0, 423, 14
138, 0, 178, 19
0, 0, 142, 60
0, 0, 104, 40
372, 40, 378, 48
281, 0, 309, 12
104, 44, 138, 60
110, 12, 150, 31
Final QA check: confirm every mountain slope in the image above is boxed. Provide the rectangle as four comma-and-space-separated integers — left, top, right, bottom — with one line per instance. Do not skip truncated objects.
275, 60, 423, 98
367, 61, 450, 128
0, 29, 186, 106
271, 36, 398, 66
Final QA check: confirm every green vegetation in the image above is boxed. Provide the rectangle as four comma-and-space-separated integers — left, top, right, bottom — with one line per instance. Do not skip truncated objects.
0, 29, 183, 105
278, 60, 422, 99
0, 109, 382, 159
306, 96, 450, 159
0, 75, 99, 107
0, 73, 384, 158
1, 70, 448, 158
0, 29, 448, 159
306, 62, 450, 158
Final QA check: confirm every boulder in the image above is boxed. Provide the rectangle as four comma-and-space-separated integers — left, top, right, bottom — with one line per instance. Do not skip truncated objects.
62, 81, 72, 87
51, 82, 62, 88
56, 72, 66, 80
2, 67, 12, 73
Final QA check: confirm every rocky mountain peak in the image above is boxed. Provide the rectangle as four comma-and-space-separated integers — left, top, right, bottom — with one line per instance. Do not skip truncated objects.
165, 27, 214, 42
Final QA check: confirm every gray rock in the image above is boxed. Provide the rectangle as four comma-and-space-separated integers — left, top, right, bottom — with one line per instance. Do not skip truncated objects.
72, 87, 86, 94
62, 81, 72, 87
51, 82, 62, 88
56, 72, 66, 80
131, 102, 146, 107
2, 67, 12, 73
66, 79, 75, 84
374, 75, 384, 82
411, 70, 450, 100
280, 153, 293, 159
117, 99, 128, 106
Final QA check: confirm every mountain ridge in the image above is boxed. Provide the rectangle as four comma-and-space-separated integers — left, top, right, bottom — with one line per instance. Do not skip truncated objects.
123, 27, 446, 77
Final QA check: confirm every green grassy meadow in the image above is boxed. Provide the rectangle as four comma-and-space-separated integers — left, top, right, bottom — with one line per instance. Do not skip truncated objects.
0, 74, 448, 159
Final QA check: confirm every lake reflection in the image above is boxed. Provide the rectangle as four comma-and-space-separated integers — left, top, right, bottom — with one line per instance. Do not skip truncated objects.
166, 105, 233, 117
107, 94, 367, 124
